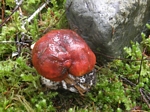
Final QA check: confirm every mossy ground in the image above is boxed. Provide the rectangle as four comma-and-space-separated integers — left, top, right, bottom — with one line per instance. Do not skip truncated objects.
0, 0, 150, 111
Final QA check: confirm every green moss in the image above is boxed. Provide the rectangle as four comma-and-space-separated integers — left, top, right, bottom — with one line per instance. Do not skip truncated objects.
0, 0, 150, 111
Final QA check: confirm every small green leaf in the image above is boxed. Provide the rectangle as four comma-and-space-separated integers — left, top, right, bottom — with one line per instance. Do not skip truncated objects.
141, 32, 146, 40
146, 23, 150, 29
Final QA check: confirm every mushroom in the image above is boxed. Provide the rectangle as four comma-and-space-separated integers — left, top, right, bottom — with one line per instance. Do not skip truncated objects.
32, 29, 96, 94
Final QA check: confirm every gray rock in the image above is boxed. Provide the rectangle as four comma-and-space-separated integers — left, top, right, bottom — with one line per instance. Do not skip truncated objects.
66, 0, 150, 64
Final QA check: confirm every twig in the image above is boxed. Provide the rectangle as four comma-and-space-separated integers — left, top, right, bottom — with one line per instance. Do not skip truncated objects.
0, 0, 24, 27
143, 90, 150, 101
14, 0, 25, 55
43, 1, 73, 33
119, 76, 150, 93
119, 76, 136, 87
20, 0, 50, 37
14, 0, 49, 56
139, 88, 150, 108
137, 47, 146, 84
1, 0, 6, 20
19, 0, 50, 35
0, 41, 16, 44
119, 76, 150, 109
0, 0, 50, 57
27, 0, 50, 23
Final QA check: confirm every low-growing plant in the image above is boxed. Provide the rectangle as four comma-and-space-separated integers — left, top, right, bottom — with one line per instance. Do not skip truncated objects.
85, 24, 150, 111
0, 0, 150, 111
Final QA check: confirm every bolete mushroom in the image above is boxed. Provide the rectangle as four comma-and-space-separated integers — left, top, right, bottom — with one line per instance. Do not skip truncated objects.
32, 29, 96, 94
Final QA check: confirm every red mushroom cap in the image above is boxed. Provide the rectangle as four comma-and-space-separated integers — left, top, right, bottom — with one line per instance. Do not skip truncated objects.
32, 29, 96, 81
